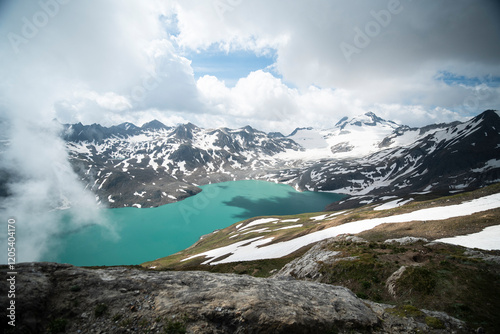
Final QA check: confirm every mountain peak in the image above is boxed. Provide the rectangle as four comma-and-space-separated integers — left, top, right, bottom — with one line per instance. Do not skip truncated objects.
475, 109, 500, 122
288, 127, 313, 137
115, 122, 138, 131
335, 112, 399, 130
172, 122, 199, 140
335, 116, 349, 127
141, 120, 168, 130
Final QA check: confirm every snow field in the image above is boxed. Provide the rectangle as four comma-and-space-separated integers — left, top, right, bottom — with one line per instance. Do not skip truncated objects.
182, 193, 500, 265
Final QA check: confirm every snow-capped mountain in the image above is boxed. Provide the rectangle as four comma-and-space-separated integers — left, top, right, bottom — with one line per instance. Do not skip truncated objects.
63, 122, 301, 208
283, 112, 449, 160
294, 110, 500, 209
62, 110, 500, 209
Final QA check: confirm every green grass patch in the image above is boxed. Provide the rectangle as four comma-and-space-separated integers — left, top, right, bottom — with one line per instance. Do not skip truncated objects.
397, 266, 436, 295
425, 316, 445, 329
46, 318, 68, 334
164, 320, 186, 334
387, 304, 424, 318
94, 303, 108, 318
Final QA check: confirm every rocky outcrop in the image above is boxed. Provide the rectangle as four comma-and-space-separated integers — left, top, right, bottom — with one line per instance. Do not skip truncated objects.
274, 235, 366, 281
0, 262, 468, 333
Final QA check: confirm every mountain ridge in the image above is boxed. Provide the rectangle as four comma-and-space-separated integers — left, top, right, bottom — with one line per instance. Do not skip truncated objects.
60, 110, 500, 209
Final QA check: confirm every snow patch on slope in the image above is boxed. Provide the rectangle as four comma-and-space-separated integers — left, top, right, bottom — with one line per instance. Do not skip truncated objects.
184, 193, 500, 265
435, 225, 500, 251
374, 198, 413, 211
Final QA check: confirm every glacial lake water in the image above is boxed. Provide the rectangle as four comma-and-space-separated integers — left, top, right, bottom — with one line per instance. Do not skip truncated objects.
43, 180, 344, 266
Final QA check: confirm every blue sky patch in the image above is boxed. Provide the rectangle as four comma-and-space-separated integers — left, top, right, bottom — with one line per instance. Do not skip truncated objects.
188, 48, 277, 86
436, 71, 500, 87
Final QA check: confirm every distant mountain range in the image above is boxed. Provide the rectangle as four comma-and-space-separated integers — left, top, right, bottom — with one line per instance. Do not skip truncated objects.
61, 110, 500, 209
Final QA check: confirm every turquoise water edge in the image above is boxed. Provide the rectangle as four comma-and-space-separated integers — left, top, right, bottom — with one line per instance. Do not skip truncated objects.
43, 180, 344, 266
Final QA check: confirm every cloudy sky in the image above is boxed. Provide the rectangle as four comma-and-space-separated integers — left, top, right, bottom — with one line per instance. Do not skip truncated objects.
0, 0, 499, 262
1, 0, 499, 134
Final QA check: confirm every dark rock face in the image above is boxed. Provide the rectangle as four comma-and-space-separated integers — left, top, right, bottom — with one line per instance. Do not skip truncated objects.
0, 262, 470, 333
0, 263, 380, 333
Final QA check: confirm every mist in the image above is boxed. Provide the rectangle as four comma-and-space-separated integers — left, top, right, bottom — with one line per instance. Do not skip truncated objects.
0, 120, 111, 262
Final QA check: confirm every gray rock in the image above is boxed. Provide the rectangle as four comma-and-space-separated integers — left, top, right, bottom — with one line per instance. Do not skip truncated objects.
3, 262, 379, 334
1, 262, 469, 333
384, 237, 429, 245
274, 236, 362, 281
464, 249, 500, 264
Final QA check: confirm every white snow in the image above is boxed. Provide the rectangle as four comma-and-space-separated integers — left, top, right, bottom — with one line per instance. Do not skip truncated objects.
68, 142, 91, 154
327, 211, 347, 217
242, 228, 270, 235
149, 158, 159, 171
435, 225, 500, 250
280, 218, 300, 223
471, 159, 500, 173
239, 218, 279, 231
132, 204, 142, 208
108, 195, 115, 203
275, 224, 303, 231
374, 198, 413, 211
136, 154, 144, 164
181, 237, 272, 265
127, 134, 150, 143
288, 128, 329, 149
134, 191, 146, 197
310, 214, 328, 221
184, 193, 500, 264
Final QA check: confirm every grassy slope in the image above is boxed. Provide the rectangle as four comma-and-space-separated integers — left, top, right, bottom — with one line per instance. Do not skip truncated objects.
143, 183, 500, 270
142, 183, 500, 331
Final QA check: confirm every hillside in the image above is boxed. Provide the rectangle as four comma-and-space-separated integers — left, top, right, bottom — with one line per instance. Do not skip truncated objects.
144, 184, 500, 332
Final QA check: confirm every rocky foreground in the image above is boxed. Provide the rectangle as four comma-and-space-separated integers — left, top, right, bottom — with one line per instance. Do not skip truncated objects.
1, 262, 469, 334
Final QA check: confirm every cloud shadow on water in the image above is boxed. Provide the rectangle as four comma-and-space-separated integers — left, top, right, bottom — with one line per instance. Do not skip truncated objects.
223, 191, 345, 220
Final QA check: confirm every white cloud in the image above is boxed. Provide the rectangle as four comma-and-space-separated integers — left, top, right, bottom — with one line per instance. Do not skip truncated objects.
0, 0, 179, 262
174, 0, 500, 124
196, 70, 470, 133
75, 91, 132, 111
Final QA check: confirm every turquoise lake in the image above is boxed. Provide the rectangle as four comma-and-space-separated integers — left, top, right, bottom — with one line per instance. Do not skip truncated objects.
43, 180, 344, 266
